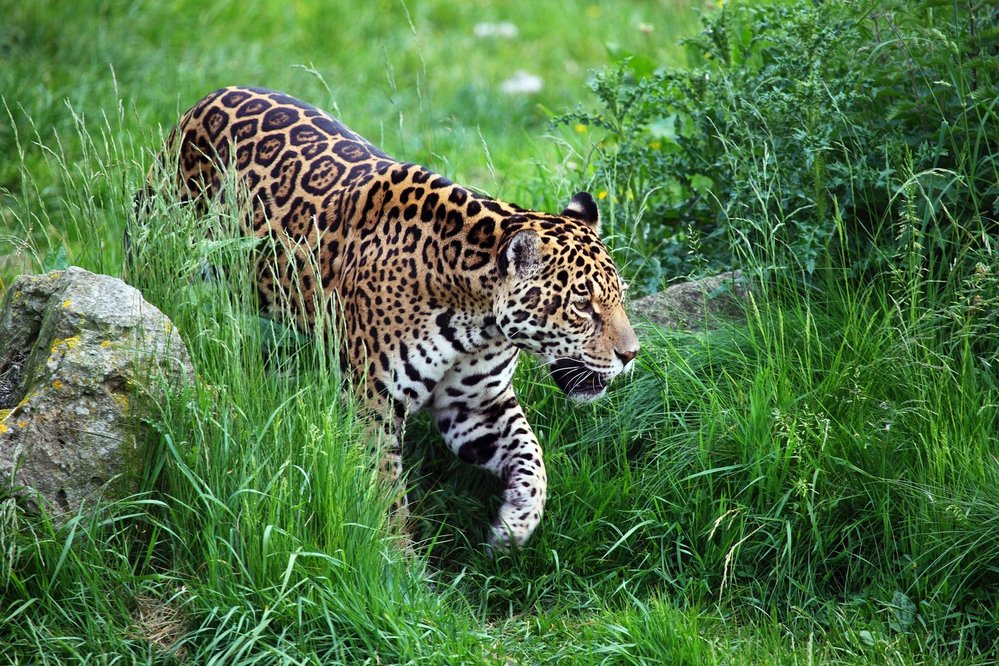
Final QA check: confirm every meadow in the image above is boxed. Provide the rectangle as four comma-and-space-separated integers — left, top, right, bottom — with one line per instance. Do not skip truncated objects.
3, 0, 999, 663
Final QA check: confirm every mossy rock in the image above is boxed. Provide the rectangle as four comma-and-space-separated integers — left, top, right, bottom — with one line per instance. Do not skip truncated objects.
627, 271, 750, 332
0, 267, 193, 515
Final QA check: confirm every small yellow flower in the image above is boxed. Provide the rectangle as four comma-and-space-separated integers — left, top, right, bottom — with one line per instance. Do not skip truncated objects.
597, 191, 608, 200
574, 123, 588, 134
18, 421, 27, 429
0, 424, 7, 434
649, 140, 662, 150
62, 299, 71, 308
52, 380, 63, 390
101, 340, 111, 348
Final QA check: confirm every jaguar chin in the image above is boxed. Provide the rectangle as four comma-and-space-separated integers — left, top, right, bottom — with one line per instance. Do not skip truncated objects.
549, 358, 611, 402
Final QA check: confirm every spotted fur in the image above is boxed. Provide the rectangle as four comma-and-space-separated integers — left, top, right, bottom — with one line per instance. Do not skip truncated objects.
144, 86, 639, 548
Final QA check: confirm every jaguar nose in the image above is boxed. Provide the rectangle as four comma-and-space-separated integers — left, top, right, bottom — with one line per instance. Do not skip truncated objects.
615, 347, 638, 365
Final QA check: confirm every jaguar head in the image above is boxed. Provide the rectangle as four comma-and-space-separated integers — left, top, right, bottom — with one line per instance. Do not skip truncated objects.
495, 192, 640, 401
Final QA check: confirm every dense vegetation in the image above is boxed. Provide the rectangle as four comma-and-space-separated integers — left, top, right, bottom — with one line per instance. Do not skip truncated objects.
2, 0, 998, 663
562, 0, 999, 291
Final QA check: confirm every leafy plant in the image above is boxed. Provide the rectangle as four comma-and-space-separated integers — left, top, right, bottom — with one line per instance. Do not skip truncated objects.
562, 0, 999, 290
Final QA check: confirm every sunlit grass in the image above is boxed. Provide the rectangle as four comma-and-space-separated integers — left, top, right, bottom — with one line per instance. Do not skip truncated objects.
1, 0, 701, 284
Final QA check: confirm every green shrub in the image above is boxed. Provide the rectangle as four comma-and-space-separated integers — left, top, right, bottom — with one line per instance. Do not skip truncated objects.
562, 0, 999, 290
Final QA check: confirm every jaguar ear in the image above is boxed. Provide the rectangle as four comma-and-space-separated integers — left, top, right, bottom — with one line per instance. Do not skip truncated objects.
498, 229, 543, 279
561, 191, 600, 233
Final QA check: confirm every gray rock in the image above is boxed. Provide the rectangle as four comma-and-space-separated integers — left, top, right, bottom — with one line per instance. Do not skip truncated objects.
627, 271, 749, 331
0, 267, 192, 514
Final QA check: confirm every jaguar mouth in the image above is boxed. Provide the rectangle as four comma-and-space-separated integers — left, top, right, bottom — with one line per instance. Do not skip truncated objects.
549, 358, 608, 401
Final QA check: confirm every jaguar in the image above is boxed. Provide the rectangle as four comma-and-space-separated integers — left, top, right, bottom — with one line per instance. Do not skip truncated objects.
142, 86, 640, 548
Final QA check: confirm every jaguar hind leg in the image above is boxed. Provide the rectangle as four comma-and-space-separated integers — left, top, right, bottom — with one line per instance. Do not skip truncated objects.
360, 392, 412, 547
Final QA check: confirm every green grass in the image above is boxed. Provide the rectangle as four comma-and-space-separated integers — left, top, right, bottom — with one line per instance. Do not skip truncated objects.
3, 0, 999, 663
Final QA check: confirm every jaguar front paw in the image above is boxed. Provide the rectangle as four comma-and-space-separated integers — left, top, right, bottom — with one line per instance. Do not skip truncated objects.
487, 488, 545, 551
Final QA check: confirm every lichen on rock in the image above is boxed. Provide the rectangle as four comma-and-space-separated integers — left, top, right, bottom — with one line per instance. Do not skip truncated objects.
0, 267, 193, 515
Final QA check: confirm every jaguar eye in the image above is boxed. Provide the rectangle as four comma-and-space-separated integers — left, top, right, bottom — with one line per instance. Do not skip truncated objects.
573, 299, 599, 321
